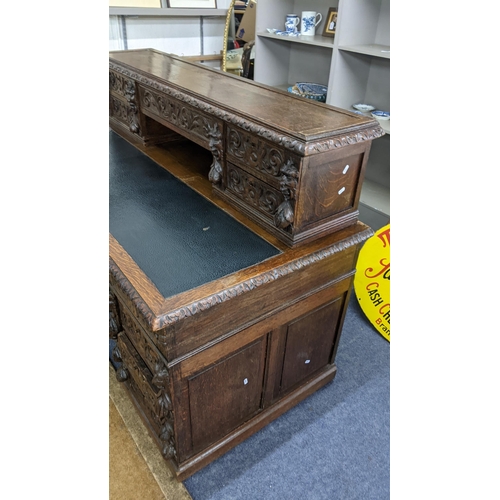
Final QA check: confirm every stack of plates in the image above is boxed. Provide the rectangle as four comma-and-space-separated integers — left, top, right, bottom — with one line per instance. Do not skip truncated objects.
287, 82, 328, 102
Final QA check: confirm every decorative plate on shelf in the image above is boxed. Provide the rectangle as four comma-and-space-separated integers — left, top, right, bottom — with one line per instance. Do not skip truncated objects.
353, 103, 375, 112
287, 82, 328, 102
371, 110, 390, 120
295, 82, 328, 95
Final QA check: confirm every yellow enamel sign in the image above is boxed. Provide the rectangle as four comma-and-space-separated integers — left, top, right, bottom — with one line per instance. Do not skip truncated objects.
354, 224, 390, 342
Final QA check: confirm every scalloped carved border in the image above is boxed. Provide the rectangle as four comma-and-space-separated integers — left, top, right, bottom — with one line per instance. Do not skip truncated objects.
109, 227, 373, 332
109, 62, 384, 155
109, 257, 158, 328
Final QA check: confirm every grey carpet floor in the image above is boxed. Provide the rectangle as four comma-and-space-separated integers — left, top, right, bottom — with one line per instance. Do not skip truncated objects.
183, 291, 390, 500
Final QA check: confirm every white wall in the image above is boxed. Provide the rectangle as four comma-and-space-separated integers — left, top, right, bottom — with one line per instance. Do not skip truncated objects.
109, 0, 231, 61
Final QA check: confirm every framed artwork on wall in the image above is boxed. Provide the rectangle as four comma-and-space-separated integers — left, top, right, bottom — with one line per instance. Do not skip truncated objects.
322, 8, 338, 37
168, 0, 217, 7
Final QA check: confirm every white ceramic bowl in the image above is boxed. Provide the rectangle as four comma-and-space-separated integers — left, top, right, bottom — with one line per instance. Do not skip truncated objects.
371, 110, 390, 120
353, 103, 375, 112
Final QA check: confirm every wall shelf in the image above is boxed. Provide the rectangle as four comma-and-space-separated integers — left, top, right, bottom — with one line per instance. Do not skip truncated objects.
109, 7, 227, 17
257, 32, 334, 49
338, 44, 390, 59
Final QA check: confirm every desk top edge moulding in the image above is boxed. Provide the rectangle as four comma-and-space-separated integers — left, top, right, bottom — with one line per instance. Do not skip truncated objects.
109, 48, 383, 149
109, 49, 383, 247
109, 48, 379, 481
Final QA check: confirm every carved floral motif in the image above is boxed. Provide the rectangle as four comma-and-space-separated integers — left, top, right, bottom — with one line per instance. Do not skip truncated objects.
227, 165, 282, 215
227, 127, 284, 176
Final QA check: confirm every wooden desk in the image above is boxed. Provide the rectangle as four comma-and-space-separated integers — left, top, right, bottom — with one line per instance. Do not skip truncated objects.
109, 48, 383, 246
109, 129, 373, 480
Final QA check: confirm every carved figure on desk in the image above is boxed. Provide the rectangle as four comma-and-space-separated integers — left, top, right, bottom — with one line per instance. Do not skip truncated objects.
124, 79, 141, 134
275, 159, 299, 229
205, 122, 223, 185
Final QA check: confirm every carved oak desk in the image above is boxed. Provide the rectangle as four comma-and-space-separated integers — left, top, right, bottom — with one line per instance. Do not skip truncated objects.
109, 48, 384, 247
109, 128, 373, 480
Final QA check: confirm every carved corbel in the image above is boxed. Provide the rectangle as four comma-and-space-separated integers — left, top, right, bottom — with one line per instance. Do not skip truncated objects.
274, 159, 299, 229
124, 80, 141, 134
206, 122, 223, 185
160, 421, 177, 459
152, 361, 172, 419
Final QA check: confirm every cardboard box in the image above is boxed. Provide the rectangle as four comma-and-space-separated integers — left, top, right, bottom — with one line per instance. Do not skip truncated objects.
236, 0, 256, 43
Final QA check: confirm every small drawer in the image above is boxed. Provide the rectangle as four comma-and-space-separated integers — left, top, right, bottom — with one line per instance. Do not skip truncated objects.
138, 84, 223, 151
226, 124, 297, 189
119, 304, 166, 376
116, 333, 172, 428
226, 162, 284, 221
109, 94, 128, 127
109, 70, 130, 98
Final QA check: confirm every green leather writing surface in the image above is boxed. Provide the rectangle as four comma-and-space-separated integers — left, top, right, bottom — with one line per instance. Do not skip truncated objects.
109, 131, 281, 299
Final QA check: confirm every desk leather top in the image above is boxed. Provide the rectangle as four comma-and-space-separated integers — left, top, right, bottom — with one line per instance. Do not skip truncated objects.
109, 131, 281, 299
109, 48, 378, 142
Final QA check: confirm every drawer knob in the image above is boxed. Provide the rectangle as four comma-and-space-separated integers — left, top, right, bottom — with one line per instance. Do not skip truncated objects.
305, 359, 311, 364
243, 378, 248, 385
343, 165, 350, 174
338, 187, 346, 195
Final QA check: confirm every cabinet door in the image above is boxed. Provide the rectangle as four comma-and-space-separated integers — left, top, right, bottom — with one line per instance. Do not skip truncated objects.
280, 298, 343, 395
188, 338, 267, 453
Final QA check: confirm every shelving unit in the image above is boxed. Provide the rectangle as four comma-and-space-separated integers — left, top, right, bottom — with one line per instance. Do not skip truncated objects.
254, 0, 390, 231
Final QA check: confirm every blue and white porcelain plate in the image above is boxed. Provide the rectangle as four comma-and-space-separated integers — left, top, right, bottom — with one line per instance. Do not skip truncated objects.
353, 103, 375, 112
287, 85, 326, 102
371, 110, 390, 120
296, 82, 328, 95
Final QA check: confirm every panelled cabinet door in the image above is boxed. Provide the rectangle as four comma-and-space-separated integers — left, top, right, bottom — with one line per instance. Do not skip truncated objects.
280, 298, 343, 395
188, 338, 267, 454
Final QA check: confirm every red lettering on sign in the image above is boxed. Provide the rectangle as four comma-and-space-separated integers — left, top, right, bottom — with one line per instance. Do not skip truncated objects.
364, 258, 390, 278
377, 227, 390, 248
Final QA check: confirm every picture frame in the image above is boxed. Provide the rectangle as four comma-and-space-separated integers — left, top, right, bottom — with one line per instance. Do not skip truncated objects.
168, 0, 217, 7
322, 7, 338, 38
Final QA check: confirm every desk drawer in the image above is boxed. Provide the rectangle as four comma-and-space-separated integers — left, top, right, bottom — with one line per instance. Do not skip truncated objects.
138, 84, 223, 151
119, 304, 165, 377
116, 333, 171, 430
226, 162, 284, 223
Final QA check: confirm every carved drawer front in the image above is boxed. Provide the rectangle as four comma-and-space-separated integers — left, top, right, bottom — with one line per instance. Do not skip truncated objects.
116, 333, 171, 431
226, 162, 284, 222
109, 94, 129, 128
138, 84, 222, 151
280, 298, 343, 395
109, 70, 130, 98
187, 337, 267, 454
226, 125, 294, 187
119, 304, 165, 376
